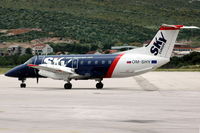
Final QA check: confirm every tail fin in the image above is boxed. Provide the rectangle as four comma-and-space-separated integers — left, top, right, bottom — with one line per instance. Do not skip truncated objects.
127, 24, 199, 58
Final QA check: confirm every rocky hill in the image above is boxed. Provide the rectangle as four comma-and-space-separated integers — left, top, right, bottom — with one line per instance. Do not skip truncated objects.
0, 0, 199, 49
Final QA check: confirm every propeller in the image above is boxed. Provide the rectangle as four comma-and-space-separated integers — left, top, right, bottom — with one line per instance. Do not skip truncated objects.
35, 52, 39, 84
35, 69, 39, 84
36, 75, 39, 84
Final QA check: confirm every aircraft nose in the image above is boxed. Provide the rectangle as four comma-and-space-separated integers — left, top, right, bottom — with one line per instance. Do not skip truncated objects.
5, 64, 27, 77
5, 69, 15, 77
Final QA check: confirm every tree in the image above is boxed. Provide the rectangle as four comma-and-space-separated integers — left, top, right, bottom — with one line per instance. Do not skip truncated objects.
25, 48, 32, 55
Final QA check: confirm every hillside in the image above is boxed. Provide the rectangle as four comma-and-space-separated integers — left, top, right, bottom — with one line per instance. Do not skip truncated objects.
1, 0, 200, 26
0, 0, 199, 50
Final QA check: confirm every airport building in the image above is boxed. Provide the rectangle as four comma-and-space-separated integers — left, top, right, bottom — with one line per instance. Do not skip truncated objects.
32, 43, 53, 55
172, 41, 200, 57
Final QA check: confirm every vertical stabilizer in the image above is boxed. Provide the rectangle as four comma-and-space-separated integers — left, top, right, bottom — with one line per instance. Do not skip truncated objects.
126, 24, 199, 58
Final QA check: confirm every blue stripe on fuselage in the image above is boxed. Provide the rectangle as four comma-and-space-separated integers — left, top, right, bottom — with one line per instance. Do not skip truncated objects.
34, 54, 119, 78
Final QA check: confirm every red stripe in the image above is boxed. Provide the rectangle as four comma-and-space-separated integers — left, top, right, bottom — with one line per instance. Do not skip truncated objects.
27, 64, 38, 67
105, 54, 124, 78
159, 25, 183, 30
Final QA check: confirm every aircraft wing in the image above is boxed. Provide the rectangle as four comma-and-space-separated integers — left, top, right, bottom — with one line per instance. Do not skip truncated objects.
28, 64, 75, 74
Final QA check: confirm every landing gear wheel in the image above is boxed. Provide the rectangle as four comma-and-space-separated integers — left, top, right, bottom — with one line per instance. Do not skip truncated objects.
20, 83, 26, 88
19, 78, 26, 88
96, 82, 103, 89
64, 83, 72, 89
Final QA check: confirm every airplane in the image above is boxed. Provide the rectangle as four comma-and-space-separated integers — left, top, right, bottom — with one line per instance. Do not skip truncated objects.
5, 24, 199, 89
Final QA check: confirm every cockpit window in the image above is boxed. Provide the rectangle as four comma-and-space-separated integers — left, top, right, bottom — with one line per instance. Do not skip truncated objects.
24, 57, 33, 64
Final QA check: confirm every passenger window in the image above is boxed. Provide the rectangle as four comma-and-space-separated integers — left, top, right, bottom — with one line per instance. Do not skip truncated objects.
95, 61, 98, 65
102, 60, 105, 64
108, 60, 112, 64
80, 61, 84, 65
88, 61, 91, 65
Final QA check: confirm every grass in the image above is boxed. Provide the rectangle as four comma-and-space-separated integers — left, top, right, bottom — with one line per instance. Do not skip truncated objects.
0, 67, 12, 74
156, 65, 200, 72
156, 68, 200, 72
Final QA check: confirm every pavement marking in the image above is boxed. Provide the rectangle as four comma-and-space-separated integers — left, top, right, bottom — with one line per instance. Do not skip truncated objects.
199, 126, 200, 133
0, 128, 9, 130
32, 129, 80, 133
134, 76, 159, 91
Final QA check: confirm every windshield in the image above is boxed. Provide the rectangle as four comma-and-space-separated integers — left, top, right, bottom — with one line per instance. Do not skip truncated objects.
24, 57, 34, 65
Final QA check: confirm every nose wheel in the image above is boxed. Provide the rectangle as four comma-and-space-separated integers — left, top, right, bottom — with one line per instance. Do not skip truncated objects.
19, 78, 26, 88
20, 83, 26, 88
96, 82, 103, 89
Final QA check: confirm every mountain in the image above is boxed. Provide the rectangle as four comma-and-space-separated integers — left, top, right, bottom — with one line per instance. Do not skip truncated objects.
0, 0, 199, 49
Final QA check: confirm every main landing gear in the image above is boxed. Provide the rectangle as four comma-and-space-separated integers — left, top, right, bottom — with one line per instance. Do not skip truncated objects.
64, 80, 72, 89
64, 79, 104, 89
64, 83, 72, 89
96, 82, 103, 89
19, 78, 26, 88
95, 78, 104, 89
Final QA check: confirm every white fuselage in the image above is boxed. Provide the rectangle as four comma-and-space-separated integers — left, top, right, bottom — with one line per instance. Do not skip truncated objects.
112, 53, 169, 78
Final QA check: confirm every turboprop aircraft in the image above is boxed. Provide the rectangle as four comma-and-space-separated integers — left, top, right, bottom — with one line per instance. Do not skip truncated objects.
5, 24, 199, 89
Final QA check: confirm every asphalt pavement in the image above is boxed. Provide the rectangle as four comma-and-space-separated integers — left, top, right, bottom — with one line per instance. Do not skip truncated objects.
0, 72, 200, 133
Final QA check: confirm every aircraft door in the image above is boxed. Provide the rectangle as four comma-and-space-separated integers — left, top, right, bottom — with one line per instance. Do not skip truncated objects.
41, 55, 46, 64
34, 55, 44, 65
33, 55, 44, 75
72, 58, 78, 69
33, 55, 38, 75
33, 55, 37, 65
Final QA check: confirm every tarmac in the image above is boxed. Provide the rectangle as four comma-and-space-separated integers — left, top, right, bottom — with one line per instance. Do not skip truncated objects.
0, 72, 200, 133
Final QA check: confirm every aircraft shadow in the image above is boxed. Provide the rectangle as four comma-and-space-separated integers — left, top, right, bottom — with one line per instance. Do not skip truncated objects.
8, 86, 158, 91
26, 87, 147, 91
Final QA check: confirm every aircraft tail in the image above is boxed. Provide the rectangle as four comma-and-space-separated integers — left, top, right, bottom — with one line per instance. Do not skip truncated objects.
127, 24, 199, 58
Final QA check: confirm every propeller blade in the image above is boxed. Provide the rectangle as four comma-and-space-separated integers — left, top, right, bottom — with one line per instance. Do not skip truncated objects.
36, 77, 39, 84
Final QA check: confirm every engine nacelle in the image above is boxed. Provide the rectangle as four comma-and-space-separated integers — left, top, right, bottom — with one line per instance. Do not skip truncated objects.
39, 70, 70, 80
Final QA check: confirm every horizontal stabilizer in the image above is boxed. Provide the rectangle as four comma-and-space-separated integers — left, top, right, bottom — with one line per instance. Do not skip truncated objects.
160, 24, 200, 30
181, 26, 200, 29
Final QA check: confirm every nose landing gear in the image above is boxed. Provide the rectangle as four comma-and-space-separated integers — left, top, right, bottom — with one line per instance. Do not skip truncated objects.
20, 83, 26, 88
19, 78, 26, 88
